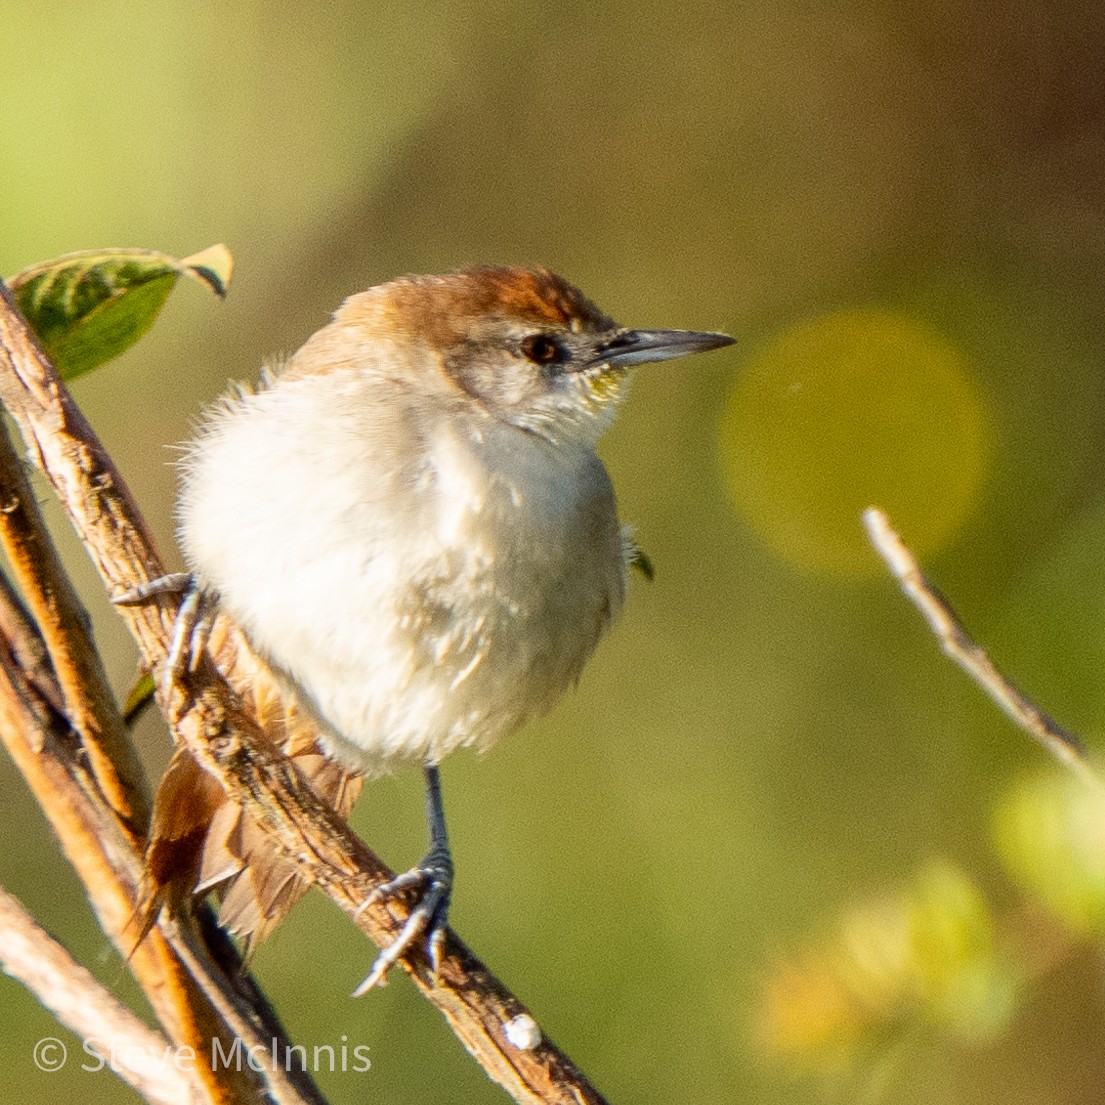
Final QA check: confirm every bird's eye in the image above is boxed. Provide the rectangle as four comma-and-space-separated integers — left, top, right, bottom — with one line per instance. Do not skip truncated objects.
520, 333, 563, 365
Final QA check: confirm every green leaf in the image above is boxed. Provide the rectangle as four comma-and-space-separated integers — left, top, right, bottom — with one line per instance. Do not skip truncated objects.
177, 244, 234, 298
8, 244, 233, 379
993, 772, 1105, 936
122, 671, 157, 729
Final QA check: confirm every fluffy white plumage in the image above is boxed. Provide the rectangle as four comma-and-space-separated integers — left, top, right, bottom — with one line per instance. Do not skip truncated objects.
178, 298, 627, 776
161, 267, 731, 979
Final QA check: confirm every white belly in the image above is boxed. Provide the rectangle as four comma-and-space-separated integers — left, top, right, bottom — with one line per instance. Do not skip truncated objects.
178, 373, 626, 775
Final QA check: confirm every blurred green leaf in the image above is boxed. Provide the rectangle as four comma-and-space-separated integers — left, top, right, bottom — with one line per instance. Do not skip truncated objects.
8, 245, 233, 379
758, 861, 1015, 1083
122, 671, 157, 729
993, 772, 1105, 936
903, 862, 1015, 1039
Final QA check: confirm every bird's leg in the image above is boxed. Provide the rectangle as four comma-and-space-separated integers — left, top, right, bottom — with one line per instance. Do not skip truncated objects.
353, 764, 454, 994
112, 572, 214, 695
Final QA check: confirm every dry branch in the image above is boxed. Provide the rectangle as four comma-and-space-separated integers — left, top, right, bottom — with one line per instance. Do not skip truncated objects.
0, 383, 148, 833
0, 280, 609, 1105
0, 413, 270, 1103
863, 506, 1100, 788
0, 882, 197, 1105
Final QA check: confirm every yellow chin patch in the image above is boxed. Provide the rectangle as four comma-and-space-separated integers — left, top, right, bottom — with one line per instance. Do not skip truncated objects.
581, 365, 627, 408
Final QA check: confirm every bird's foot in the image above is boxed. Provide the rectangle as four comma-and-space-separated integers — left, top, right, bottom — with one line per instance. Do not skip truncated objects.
352, 847, 453, 995
112, 573, 212, 696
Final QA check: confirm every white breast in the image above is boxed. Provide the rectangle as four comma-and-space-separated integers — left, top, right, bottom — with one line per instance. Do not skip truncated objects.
178, 368, 626, 775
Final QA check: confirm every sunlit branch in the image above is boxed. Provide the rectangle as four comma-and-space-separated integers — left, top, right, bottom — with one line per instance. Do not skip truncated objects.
864, 507, 1100, 788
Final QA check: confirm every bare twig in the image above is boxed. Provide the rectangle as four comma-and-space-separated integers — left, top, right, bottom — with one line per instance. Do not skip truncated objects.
863, 507, 1100, 787
0, 279, 609, 1105
0, 882, 198, 1105
0, 317, 323, 1105
0, 567, 65, 717
0, 393, 149, 834
0, 562, 276, 1104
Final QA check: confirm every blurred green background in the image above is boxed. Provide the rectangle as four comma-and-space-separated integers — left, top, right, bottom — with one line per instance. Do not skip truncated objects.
4, 2, 1105, 1102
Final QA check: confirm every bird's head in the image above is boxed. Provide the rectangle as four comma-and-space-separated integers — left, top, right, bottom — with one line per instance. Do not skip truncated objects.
288, 265, 734, 445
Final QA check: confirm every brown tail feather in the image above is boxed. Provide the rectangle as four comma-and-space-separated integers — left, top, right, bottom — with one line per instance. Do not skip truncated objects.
143, 615, 363, 954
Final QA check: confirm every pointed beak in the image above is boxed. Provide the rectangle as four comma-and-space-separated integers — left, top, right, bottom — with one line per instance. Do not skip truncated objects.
590, 328, 735, 370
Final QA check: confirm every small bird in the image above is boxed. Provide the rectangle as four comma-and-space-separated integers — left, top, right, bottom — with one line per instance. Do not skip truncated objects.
149, 266, 733, 990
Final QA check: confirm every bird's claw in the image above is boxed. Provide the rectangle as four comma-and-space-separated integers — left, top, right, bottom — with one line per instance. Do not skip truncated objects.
112, 572, 195, 606
112, 573, 212, 698
352, 850, 453, 995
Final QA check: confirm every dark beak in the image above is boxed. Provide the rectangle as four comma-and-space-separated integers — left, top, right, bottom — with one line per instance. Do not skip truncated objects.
591, 328, 735, 370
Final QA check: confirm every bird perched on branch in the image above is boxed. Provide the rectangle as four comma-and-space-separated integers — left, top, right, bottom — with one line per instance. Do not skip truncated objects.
140, 265, 733, 990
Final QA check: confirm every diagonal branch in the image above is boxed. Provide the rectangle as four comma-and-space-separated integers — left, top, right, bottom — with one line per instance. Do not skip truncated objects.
863, 506, 1101, 788
0, 308, 327, 1105
0, 593, 269, 1105
0, 378, 148, 834
0, 566, 66, 718
0, 279, 610, 1105
0, 881, 197, 1105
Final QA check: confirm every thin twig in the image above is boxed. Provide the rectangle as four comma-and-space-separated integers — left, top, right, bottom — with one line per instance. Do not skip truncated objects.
155, 912, 331, 1105
863, 507, 1100, 787
0, 881, 198, 1105
0, 325, 323, 1104
0, 589, 275, 1105
0, 566, 65, 717
0, 386, 148, 834
0, 279, 609, 1105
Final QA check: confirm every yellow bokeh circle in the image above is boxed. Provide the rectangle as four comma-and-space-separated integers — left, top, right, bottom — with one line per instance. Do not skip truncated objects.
720, 309, 991, 575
